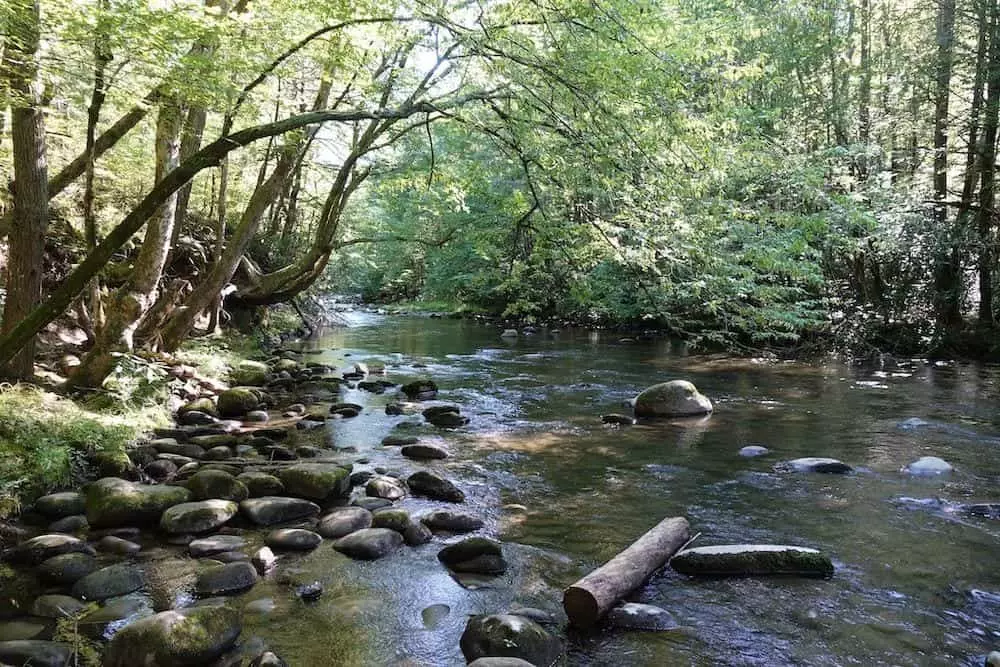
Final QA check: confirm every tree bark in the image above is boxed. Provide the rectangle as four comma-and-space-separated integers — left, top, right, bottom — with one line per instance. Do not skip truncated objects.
977, 1, 1000, 326
1, 0, 48, 380
172, 106, 208, 241
563, 516, 690, 628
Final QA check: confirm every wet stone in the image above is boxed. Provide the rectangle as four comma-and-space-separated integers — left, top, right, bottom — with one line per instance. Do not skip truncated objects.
189, 535, 246, 558
422, 510, 484, 534
72, 563, 145, 601
33, 492, 85, 519
37, 552, 97, 585
265, 529, 322, 551
438, 537, 507, 574
332, 528, 403, 560
195, 561, 258, 596
240, 497, 320, 526
296, 582, 323, 601
0, 640, 76, 667
236, 472, 284, 498
251, 547, 277, 575
366, 476, 406, 501
381, 435, 419, 446
606, 603, 679, 631
48, 515, 89, 534
97, 535, 141, 556
5, 534, 94, 565
31, 594, 87, 619
408, 471, 464, 503
317, 507, 373, 539
401, 443, 450, 460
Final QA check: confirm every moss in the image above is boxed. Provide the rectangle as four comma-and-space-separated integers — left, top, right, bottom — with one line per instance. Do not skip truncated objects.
278, 463, 351, 501
371, 509, 410, 533
216, 388, 260, 418
85, 478, 191, 528
670, 546, 834, 578
230, 360, 269, 387
178, 397, 217, 417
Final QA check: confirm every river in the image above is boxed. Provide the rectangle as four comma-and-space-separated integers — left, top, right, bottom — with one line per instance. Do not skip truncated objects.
240, 311, 999, 666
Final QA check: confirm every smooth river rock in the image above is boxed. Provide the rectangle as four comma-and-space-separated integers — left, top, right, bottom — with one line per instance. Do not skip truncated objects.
903, 456, 953, 476
84, 477, 191, 528
606, 602, 679, 631
196, 561, 259, 596
240, 497, 320, 526
4, 534, 94, 565
237, 472, 285, 498
670, 544, 834, 578
33, 492, 85, 519
186, 470, 249, 502
459, 614, 562, 666
189, 535, 246, 558
438, 537, 507, 574
265, 529, 322, 551
739, 445, 770, 457
421, 510, 484, 533
332, 528, 403, 560
160, 500, 238, 535
103, 604, 241, 666
37, 552, 97, 584
278, 463, 351, 502
778, 457, 853, 474
408, 470, 464, 502
633, 380, 713, 418
317, 507, 373, 539
72, 563, 145, 601
0, 641, 75, 667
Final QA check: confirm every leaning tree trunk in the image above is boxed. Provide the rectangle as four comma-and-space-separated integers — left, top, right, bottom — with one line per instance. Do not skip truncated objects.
71, 99, 184, 387
1, 0, 47, 380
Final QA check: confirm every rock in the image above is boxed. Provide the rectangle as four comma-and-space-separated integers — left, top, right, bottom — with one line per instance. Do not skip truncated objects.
31, 594, 87, 619
467, 660, 536, 667
601, 414, 634, 426
739, 445, 770, 457
85, 477, 191, 528
4, 534, 94, 565
217, 388, 261, 419
332, 528, 404, 560
371, 509, 411, 533
401, 379, 438, 400
189, 535, 246, 558
213, 551, 250, 563
145, 459, 179, 481
237, 472, 285, 497
153, 439, 206, 459
421, 510, 483, 533
179, 397, 219, 418
203, 446, 235, 461
196, 561, 259, 596
278, 463, 351, 502
48, 514, 89, 533
349, 470, 374, 486
357, 381, 384, 394
505, 606, 557, 625
187, 470, 249, 502
606, 602, 679, 631
317, 507, 372, 539
903, 456, 953, 476
633, 380, 713, 418
265, 529, 321, 551
385, 404, 404, 416
240, 497, 320, 526
251, 547, 276, 575
232, 360, 269, 387
408, 470, 464, 502
91, 449, 138, 479
245, 410, 269, 423
33, 492, 85, 519
402, 443, 450, 460
189, 434, 239, 448
459, 615, 562, 666
260, 445, 297, 460
72, 563, 145, 600
296, 582, 323, 601
778, 457, 853, 474
403, 520, 433, 546
97, 535, 142, 556
426, 411, 468, 428
295, 446, 323, 458
438, 537, 507, 574
0, 619, 49, 641
296, 419, 324, 431
353, 497, 393, 512
670, 544, 834, 578
987, 650, 1000, 667
251, 651, 289, 667
103, 604, 241, 666
366, 475, 406, 501
500, 329, 519, 338
160, 500, 238, 535
77, 594, 153, 639
37, 552, 97, 584
381, 435, 419, 446
179, 410, 217, 426
0, 641, 75, 667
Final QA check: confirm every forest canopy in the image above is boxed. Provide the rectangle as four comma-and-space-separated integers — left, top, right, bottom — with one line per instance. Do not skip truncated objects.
1, 0, 998, 386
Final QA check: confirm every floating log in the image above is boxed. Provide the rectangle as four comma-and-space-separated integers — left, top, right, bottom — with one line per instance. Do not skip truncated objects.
670, 544, 834, 578
563, 516, 690, 628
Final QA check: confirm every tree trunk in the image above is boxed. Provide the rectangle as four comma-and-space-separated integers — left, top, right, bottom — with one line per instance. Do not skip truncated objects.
857, 0, 871, 178
172, 106, 208, 241
931, 0, 961, 333
71, 99, 184, 387
0, 0, 47, 380
977, 1, 1000, 326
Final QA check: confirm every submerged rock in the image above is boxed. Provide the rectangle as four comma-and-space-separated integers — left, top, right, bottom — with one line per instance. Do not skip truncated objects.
601, 414, 634, 426
196, 562, 259, 596
459, 614, 562, 666
903, 456, 953, 476
401, 443, 450, 460
776, 457, 853, 474
0, 640, 75, 667
633, 380, 713, 418
401, 380, 438, 400
606, 603, 679, 631
670, 544, 834, 578
103, 604, 241, 666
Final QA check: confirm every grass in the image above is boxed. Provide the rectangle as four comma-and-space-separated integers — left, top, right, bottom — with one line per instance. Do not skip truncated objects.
0, 383, 169, 516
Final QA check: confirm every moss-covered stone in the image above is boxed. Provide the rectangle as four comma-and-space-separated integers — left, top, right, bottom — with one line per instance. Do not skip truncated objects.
217, 388, 261, 419
270, 359, 300, 374
669, 544, 834, 578
231, 360, 269, 387
459, 615, 562, 666
160, 500, 238, 535
103, 604, 241, 666
84, 478, 191, 528
178, 398, 218, 418
278, 463, 351, 502
235, 472, 284, 498
371, 509, 411, 534
33, 492, 85, 519
186, 470, 248, 502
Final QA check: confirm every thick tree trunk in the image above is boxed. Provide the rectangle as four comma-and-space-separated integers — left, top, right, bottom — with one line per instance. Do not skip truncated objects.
1, 0, 47, 380
977, 3, 1000, 326
563, 516, 690, 628
931, 0, 961, 333
71, 99, 184, 387
172, 106, 208, 241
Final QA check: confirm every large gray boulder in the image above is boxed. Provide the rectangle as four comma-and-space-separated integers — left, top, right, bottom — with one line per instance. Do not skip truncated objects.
633, 380, 713, 418
459, 615, 562, 666
317, 507, 372, 539
160, 500, 238, 534
103, 605, 241, 666
84, 478, 191, 528
332, 528, 403, 560
71, 563, 144, 601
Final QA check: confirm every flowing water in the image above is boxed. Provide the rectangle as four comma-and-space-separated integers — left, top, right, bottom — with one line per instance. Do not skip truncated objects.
226, 311, 1000, 667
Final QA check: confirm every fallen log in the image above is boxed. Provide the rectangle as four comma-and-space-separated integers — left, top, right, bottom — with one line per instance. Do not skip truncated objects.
670, 544, 834, 578
563, 516, 690, 628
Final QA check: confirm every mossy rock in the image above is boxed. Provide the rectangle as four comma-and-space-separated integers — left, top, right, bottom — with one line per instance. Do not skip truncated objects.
33, 492, 85, 519
371, 509, 411, 534
270, 359, 300, 374
186, 470, 249, 502
160, 500, 238, 535
85, 478, 191, 529
90, 449, 137, 479
178, 398, 218, 418
669, 544, 834, 578
217, 388, 261, 419
401, 379, 438, 400
459, 614, 562, 666
633, 380, 713, 418
231, 361, 269, 387
278, 463, 351, 502
103, 604, 241, 667
236, 472, 284, 498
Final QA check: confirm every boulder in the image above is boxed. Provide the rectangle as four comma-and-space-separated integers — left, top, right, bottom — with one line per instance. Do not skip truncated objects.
154, 440, 206, 458
778, 457, 853, 474
48, 514, 89, 533
145, 459, 179, 481
76, 594, 152, 640
371, 509, 411, 533
402, 444, 450, 460
189, 535, 246, 558
72, 563, 144, 600
85, 477, 191, 528
381, 435, 419, 446
606, 602, 679, 631
239, 497, 320, 526
408, 470, 464, 503
103, 604, 241, 666
195, 562, 259, 596
265, 529, 321, 551
251, 546, 276, 575
459, 615, 562, 666
421, 510, 483, 533
4, 534, 94, 565
231, 361, 269, 387
217, 388, 262, 419
33, 492, 85, 519
203, 446, 235, 461
278, 463, 351, 502
670, 544, 834, 578
0, 641, 75, 667
187, 470, 249, 502
179, 397, 218, 418
366, 476, 406, 501
403, 521, 433, 546
438, 537, 507, 574
332, 528, 403, 560
317, 507, 372, 539
401, 380, 438, 400
37, 552, 97, 584
739, 445, 770, 457
97, 535, 142, 556
236, 472, 285, 498
633, 380, 713, 418
903, 456, 953, 476
160, 500, 238, 535
426, 412, 468, 428
31, 594, 87, 619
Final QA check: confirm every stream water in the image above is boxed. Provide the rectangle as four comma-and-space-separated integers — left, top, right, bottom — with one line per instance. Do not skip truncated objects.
229, 311, 1000, 666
